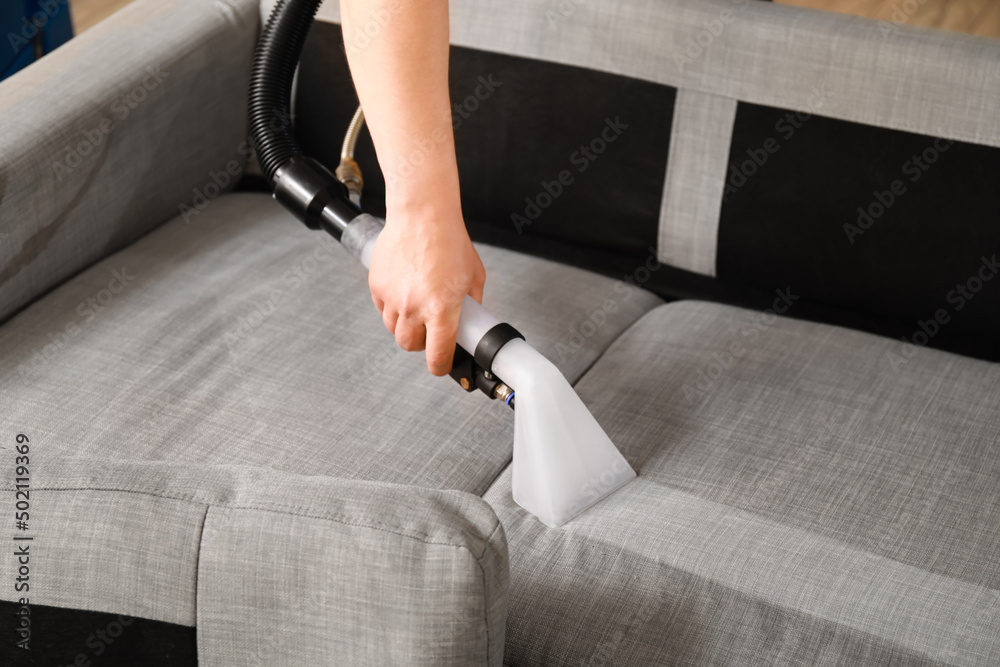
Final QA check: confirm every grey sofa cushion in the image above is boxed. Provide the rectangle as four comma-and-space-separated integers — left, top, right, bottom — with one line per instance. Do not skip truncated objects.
484, 301, 1000, 665
0, 193, 661, 496
0, 458, 508, 666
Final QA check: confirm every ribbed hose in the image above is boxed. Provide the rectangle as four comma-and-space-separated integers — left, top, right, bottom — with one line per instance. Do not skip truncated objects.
248, 0, 323, 185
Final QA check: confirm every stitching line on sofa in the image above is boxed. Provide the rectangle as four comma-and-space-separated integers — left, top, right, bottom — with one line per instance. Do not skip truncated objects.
476, 518, 505, 665
193, 502, 210, 641
4, 485, 488, 551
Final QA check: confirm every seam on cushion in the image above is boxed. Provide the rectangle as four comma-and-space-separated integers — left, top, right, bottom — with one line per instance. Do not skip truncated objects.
476, 519, 504, 665
479, 457, 513, 499
477, 518, 503, 561
193, 503, 210, 649
478, 546, 491, 665
3, 485, 485, 552
571, 300, 664, 388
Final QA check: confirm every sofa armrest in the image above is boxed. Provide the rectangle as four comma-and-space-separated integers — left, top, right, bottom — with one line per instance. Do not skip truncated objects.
0, 0, 260, 323
0, 458, 509, 666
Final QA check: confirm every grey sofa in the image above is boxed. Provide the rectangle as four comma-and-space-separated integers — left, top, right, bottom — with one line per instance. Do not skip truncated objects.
1, 0, 998, 665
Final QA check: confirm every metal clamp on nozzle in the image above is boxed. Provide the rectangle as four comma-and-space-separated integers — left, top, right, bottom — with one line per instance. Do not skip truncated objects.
450, 346, 513, 401
448, 327, 521, 410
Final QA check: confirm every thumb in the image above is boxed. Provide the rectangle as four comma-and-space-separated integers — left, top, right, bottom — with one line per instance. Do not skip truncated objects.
468, 263, 486, 304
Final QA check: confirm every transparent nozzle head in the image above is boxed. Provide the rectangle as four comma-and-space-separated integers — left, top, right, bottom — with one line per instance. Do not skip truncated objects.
492, 339, 636, 527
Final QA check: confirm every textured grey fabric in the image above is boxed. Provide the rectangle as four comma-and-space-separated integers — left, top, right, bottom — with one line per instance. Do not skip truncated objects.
0, 458, 508, 666
484, 301, 1000, 666
657, 89, 737, 276
0, 193, 662, 496
315, 0, 1000, 148
0, 0, 259, 323
198, 495, 507, 666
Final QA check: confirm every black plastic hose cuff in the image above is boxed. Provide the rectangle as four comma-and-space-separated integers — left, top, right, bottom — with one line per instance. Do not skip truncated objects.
273, 157, 360, 239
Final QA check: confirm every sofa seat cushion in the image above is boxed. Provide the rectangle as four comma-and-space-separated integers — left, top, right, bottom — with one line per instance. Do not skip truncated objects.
0, 458, 508, 666
0, 193, 661, 495
484, 301, 1000, 666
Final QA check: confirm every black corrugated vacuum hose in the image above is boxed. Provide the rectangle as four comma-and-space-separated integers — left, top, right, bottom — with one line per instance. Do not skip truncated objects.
248, 0, 360, 239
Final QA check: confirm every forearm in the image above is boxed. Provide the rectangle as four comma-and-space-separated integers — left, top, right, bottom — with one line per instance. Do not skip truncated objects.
339, 0, 483, 377
339, 0, 460, 218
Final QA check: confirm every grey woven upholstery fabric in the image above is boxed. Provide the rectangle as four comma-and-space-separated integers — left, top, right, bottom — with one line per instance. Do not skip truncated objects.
0, 459, 508, 665
658, 89, 736, 275
484, 301, 1000, 666
0, 193, 662, 496
0, 0, 259, 323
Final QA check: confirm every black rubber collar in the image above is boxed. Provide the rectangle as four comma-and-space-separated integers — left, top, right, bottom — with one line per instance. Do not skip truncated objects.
474, 323, 524, 372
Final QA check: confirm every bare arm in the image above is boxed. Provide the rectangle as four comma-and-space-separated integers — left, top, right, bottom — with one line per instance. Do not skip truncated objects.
340, 0, 485, 376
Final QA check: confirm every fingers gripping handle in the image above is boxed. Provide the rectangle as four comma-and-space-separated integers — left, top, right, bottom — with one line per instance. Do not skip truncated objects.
341, 214, 504, 365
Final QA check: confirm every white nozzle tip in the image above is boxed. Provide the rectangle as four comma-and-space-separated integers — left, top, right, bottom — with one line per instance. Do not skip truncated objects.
494, 339, 637, 528
515, 461, 636, 528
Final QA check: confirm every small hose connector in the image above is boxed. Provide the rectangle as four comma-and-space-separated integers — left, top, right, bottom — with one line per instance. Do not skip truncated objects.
494, 383, 515, 408
336, 156, 364, 207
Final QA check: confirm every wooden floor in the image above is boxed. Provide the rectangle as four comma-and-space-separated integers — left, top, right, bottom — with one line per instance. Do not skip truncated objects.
70, 0, 1000, 38
774, 0, 1000, 38
71, 0, 136, 34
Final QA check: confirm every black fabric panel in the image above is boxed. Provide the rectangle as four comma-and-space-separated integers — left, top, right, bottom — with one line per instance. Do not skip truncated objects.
466, 217, 913, 342
718, 102, 1000, 361
1, 600, 195, 666
295, 22, 675, 266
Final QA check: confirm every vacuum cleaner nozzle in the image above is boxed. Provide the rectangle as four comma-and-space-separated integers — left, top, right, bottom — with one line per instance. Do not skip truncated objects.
342, 216, 637, 526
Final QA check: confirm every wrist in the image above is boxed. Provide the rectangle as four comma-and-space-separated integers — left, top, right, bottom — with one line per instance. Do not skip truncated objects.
385, 177, 464, 229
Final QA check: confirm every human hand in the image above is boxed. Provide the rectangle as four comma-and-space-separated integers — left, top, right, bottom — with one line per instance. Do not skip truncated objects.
368, 201, 486, 376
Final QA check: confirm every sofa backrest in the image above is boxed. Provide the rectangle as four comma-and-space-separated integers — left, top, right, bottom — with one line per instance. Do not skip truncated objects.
290, 0, 1000, 360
